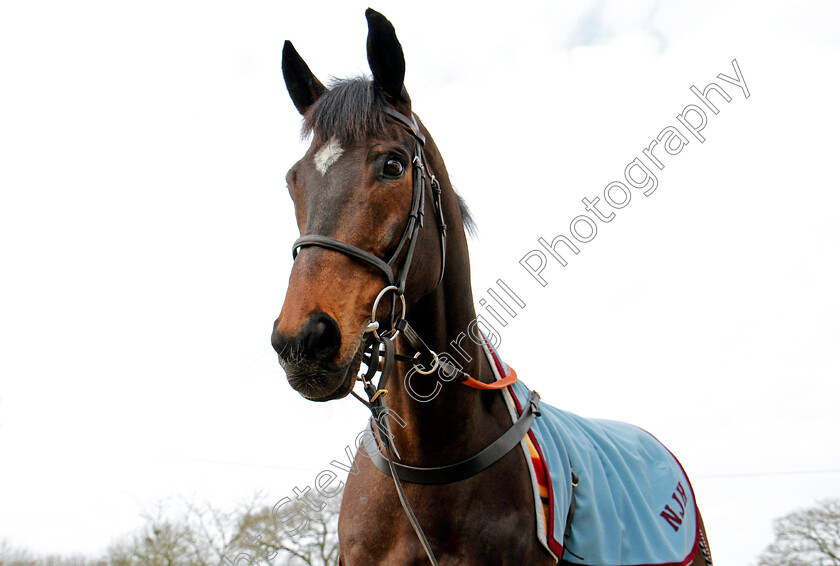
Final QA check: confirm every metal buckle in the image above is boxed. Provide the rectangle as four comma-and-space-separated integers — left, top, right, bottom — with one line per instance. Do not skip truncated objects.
529, 393, 542, 417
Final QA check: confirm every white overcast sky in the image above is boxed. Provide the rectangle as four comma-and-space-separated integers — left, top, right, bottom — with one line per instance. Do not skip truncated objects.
1, 1, 839, 565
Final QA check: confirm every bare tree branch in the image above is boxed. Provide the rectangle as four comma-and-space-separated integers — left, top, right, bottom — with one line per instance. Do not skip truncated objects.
759, 499, 840, 566
2, 491, 341, 566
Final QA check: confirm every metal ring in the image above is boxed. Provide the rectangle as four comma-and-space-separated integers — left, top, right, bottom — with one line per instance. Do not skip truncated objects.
413, 350, 440, 375
370, 285, 406, 342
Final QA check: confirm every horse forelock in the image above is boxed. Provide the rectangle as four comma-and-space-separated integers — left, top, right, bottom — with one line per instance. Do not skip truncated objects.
301, 76, 477, 236
302, 77, 388, 145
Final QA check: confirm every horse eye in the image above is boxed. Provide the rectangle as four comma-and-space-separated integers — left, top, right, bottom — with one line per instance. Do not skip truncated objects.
382, 158, 405, 179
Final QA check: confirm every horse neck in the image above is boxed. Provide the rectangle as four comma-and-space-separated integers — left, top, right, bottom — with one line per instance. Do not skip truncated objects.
383, 177, 513, 466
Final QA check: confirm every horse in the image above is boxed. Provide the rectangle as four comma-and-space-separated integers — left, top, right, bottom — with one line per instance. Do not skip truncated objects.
271, 9, 713, 566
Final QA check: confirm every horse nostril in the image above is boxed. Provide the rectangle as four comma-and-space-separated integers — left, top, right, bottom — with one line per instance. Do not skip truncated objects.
272, 311, 342, 364
271, 324, 289, 358
302, 311, 341, 361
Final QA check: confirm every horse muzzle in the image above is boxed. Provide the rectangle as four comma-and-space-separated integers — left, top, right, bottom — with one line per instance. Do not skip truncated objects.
271, 311, 360, 401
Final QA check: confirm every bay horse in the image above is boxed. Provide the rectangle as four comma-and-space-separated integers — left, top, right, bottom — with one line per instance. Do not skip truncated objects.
272, 9, 712, 566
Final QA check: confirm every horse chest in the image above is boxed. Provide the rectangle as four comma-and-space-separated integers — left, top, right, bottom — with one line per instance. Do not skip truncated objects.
338, 449, 554, 565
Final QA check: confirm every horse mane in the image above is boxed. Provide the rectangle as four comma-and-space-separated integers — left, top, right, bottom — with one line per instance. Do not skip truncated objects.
303, 77, 477, 237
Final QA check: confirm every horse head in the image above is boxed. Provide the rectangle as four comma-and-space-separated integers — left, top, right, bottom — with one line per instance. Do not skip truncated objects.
271, 9, 455, 402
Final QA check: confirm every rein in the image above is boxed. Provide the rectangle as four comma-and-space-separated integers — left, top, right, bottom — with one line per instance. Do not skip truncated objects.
290, 106, 540, 565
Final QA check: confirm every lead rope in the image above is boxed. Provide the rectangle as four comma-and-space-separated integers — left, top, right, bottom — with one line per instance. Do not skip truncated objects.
356, 326, 440, 566
380, 408, 439, 566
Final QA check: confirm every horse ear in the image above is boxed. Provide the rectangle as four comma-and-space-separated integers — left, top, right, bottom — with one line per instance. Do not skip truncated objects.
365, 9, 409, 104
282, 40, 326, 115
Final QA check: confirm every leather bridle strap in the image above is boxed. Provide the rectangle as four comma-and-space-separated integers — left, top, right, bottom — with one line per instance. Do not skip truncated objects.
367, 389, 541, 484
293, 235, 395, 285
382, 106, 448, 291
382, 106, 425, 143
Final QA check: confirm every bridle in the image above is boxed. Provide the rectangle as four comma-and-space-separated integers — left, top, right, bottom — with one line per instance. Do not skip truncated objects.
289, 106, 539, 566
293, 106, 447, 297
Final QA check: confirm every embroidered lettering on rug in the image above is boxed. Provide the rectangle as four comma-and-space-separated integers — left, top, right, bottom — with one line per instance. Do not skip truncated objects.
484, 343, 700, 566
